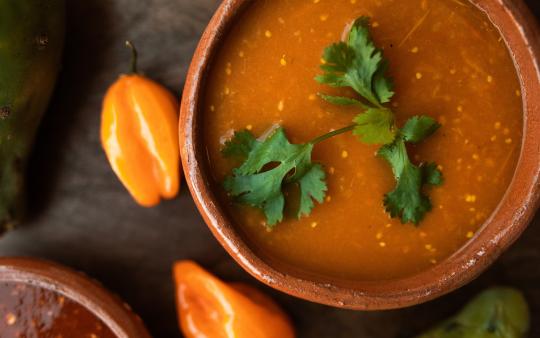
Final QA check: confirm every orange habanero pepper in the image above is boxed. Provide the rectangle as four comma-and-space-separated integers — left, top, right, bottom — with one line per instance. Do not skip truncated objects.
173, 260, 296, 338
101, 41, 180, 207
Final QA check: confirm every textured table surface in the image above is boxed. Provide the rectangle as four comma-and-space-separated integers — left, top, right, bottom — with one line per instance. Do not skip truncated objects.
0, 1, 539, 337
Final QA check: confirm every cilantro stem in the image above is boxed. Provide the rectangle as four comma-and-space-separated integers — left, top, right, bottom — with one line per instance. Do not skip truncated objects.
309, 124, 356, 145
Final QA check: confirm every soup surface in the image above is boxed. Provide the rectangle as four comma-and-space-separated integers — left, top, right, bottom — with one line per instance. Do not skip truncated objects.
203, 0, 522, 280
0, 282, 116, 338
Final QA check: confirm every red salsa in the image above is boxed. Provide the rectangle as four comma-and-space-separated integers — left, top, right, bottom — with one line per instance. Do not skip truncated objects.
0, 282, 116, 338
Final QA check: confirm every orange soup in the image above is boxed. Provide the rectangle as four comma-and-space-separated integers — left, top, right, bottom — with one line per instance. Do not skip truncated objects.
203, 0, 522, 280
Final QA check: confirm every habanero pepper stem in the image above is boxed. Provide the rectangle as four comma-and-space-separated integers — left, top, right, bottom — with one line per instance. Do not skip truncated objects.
125, 40, 138, 74
100, 41, 181, 207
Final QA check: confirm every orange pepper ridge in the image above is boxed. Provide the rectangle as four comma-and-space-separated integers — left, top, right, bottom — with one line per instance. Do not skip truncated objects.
173, 260, 296, 338
101, 42, 180, 207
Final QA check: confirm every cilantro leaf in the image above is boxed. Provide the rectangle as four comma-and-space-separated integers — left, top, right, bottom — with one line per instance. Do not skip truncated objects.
422, 162, 444, 186
372, 60, 394, 104
378, 139, 431, 224
352, 108, 395, 144
316, 16, 394, 107
222, 128, 327, 227
221, 130, 257, 158
377, 123, 443, 224
401, 116, 440, 143
298, 164, 327, 217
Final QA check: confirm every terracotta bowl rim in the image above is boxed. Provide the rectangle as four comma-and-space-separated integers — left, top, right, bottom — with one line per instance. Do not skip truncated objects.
0, 257, 152, 338
179, 0, 540, 309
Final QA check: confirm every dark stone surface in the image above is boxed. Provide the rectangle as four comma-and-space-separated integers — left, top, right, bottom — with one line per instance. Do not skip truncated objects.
0, 1, 538, 337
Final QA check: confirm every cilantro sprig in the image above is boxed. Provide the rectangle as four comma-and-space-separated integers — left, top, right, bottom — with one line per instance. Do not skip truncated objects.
316, 17, 443, 224
221, 16, 443, 227
223, 126, 354, 227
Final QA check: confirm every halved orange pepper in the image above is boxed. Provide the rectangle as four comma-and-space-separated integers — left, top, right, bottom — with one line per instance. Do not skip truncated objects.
101, 41, 180, 207
173, 260, 296, 338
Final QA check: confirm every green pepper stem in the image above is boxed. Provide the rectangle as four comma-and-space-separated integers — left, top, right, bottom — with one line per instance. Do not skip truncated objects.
310, 124, 356, 145
125, 40, 138, 74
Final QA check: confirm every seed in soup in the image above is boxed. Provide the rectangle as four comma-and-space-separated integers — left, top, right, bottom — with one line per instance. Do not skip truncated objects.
204, 0, 522, 280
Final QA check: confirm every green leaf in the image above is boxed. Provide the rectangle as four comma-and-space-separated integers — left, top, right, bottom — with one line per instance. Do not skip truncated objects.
384, 163, 431, 225
373, 60, 394, 103
352, 108, 396, 144
422, 162, 443, 186
378, 137, 441, 224
416, 288, 530, 338
223, 128, 327, 227
317, 93, 367, 108
401, 116, 440, 143
297, 164, 327, 218
222, 130, 257, 158
316, 16, 394, 107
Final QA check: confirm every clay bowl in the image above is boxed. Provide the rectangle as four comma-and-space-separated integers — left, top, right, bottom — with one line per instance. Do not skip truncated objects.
0, 257, 152, 337
180, 0, 540, 309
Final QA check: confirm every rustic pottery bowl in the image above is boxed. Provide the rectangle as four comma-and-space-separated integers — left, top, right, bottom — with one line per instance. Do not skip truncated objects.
0, 257, 152, 338
180, 0, 540, 309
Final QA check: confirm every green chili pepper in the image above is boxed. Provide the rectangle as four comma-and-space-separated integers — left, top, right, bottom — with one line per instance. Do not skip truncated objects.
0, 0, 65, 232
416, 288, 530, 338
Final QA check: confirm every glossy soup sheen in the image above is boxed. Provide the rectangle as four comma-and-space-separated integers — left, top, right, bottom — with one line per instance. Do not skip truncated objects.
0, 282, 116, 338
203, 0, 522, 281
